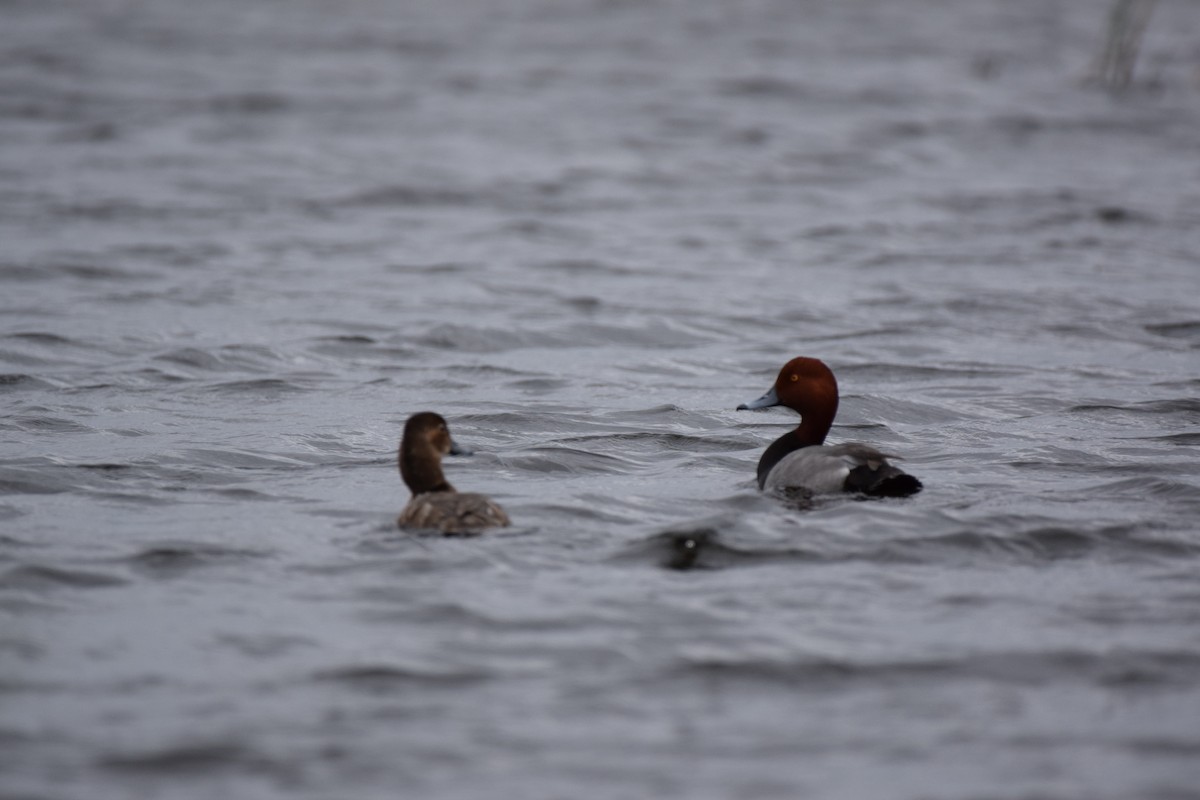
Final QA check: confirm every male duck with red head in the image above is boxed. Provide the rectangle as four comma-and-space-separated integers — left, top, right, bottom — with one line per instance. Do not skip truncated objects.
397, 412, 510, 534
738, 357, 922, 498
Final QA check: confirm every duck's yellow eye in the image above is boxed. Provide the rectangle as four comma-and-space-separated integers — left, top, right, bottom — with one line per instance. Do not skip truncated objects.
790, 374, 799, 382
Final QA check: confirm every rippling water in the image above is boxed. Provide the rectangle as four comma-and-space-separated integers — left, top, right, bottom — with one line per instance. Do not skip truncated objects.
3, 0, 1200, 798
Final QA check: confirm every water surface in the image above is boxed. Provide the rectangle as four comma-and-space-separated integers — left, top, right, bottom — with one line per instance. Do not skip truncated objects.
3, 1, 1200, 798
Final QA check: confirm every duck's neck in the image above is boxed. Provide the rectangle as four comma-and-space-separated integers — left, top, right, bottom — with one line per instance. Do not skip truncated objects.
399, 443, 455, 496
755, 411, 834, 490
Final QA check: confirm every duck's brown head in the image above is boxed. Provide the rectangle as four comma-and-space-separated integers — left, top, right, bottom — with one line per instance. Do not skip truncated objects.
399, 411, 468, 495
737, 356, 840, 445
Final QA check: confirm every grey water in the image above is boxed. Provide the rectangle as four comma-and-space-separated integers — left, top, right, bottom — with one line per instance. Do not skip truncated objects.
3, 0, 1200, 798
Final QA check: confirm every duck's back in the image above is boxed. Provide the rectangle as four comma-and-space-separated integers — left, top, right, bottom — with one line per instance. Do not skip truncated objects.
762, 445, 856, 494
398, 491, 510, 534
763, 443, 922, 497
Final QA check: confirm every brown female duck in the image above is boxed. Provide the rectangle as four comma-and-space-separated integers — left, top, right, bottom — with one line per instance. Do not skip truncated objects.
397, 412, 510, 534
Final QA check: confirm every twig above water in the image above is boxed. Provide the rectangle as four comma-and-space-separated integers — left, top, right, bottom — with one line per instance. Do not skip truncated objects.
1089, 0, 1158, 91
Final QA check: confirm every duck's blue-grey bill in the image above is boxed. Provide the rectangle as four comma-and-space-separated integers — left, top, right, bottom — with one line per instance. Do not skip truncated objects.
448, 438, 474, 456
737, 386, 779, 410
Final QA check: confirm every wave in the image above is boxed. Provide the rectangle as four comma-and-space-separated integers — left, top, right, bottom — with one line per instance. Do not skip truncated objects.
619, 517, 1200, 572
498, 446, 645, 476
120, 543, 272, 578
202, 378, 311, 396
0, 564, 128, 590
663, 647, 1200, 690
0, 373, 56, 390
1070, 398, 1200, 418
99, 741, 280, 777
312, 662, 491, 690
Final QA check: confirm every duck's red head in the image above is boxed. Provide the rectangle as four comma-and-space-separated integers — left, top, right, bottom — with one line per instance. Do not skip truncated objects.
737, 356, 839, 445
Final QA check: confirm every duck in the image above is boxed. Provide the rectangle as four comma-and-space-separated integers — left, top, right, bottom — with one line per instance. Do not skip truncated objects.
397, 411, 510, 534
737, 357, 922, 498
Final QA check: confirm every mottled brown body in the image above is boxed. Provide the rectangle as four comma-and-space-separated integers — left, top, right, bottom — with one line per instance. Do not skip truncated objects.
397, 491, 511, 535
